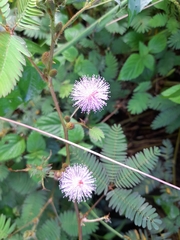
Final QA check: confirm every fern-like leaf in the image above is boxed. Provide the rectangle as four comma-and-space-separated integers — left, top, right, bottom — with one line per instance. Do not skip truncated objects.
149, 13, 168, 27
168, 30, 180, 49
130, 10, 151, 33
71, 148, 109, 195
101, 125, 127, 183
16, 0, 43, 30
128, 92, 151, 114
106, 189, 162, 230
0, 0, 10, 21
0, 214, 16, 239
103, 51, 118, 80
0, 32, 31, 97
160, 139, 173, 182
115, 147, 160, 188
16, 191, 46, 228
37, 219, 61, 240
60, 211, 98, 237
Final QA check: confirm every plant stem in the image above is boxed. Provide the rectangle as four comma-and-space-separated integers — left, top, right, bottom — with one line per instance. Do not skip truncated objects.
173, 128, 180, 185
47, 8, 70, 164
74, 201, 82, 240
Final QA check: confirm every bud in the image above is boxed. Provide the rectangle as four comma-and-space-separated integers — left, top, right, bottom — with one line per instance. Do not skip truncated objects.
41, 52, 50, 66
66, 122, 75, 130
55, 22, 63, 33
46, 0, 56, 12
64, 115, 70, 122
49, 69, 57, 77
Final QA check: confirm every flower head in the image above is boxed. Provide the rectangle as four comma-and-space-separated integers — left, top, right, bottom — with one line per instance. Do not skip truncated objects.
71, 75, 110, 114
59, 164, 96, 203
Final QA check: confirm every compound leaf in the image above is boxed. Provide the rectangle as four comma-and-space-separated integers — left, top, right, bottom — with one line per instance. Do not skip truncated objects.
0, 32, 31, 97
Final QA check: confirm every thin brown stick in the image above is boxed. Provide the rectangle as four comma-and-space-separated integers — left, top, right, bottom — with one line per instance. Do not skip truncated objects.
74, 201, 82, 240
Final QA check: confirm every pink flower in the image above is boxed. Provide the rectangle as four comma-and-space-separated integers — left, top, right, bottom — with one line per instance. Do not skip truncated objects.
59, 164, 96, 203
71, 75, 110, 114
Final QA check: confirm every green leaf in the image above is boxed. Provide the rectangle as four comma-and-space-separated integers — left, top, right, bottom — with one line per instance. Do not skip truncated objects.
130, 10, 151, 33
139, 42, 149, 56
161, 85, 180, 104
60, 119, 84, 143
0, 0, 10, 20
134, 82, 151, 92
59, 80, 73, 99
89, 123, 111, 148
0, 32, 31, 97
36, 112, 61, 137
168, 30, 180, 50
89, 126, 105, 143
8, 172, 37, 194
143, 54, 155, 71
0, 214, 16, 239
103, 51, 118, 80
0, 165, 9, 182
16, 0, 43, 29
119, 54, 144, 80
62, 46, 78, 62
149, 13, 168, 28
18, 65, 46, 102
74, 56, 98, 76
24, 38, 48, 54
27, 131, 46, 153
0, 134, 25, 162
60, 211, 98, 237
148, 33, 167, 54
0, 65, 45, 116
64, 24, 85, 41
37, 219, 61, 240
128, 92, 151, 114
157, 51, 176, 76
123, 31, 145, 50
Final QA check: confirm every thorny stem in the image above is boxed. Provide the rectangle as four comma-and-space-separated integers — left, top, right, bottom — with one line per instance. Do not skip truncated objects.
74, 201, 82, 240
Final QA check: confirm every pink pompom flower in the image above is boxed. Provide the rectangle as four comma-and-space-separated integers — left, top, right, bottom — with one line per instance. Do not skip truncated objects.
59, 164, 96, 203
71, 75, 110, 114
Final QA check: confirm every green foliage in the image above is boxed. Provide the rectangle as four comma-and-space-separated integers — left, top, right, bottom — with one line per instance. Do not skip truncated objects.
16, 0, 43, 29
16, 191, 46, 228
60, 211, 98, 237
0, 0, 10, 21
150, 97, 180, 133
101, 125, 127, 182
161, 84, 180, 104
168, 30, 180, 49
37, 219, 61, 240
115, 147, 160, 188
106, 189, 162, 230
0, 32, 31, 97
103, 51, 118, 80
36, 112, 62, 136
0, 0, 180, 238
0, 214, 16, 239
0, 134, 25, 162
0, 165, 9, 182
